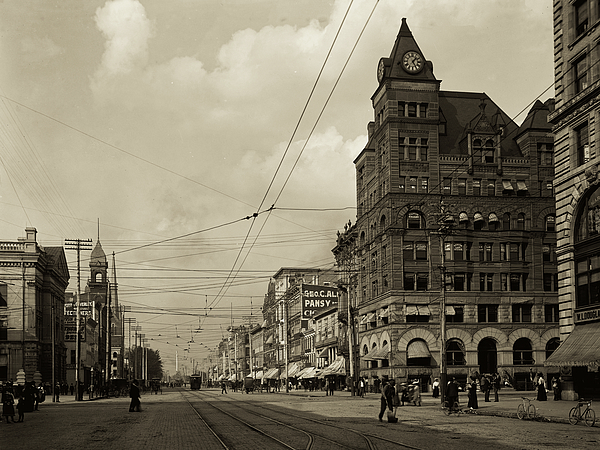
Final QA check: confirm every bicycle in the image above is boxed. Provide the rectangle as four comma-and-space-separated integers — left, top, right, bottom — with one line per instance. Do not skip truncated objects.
517, 397, 537, 420
442, 399, 460, 415
569, 399, 595, 427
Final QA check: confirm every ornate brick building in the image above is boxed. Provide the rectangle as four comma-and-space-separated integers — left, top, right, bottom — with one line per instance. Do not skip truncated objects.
336, 19, 559, 393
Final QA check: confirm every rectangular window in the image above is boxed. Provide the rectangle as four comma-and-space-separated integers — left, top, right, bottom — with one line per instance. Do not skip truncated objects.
473, 179, 481, 196
403, 242, 414, 261
415, 242, 428, 260
446, 306, 464, 323
457, 179, 466, 195
71, 349, 76, 365
408, 102, 417, 117
0, 284, 7, 307
420, 138, 428, 161
478, 304, 498, 323
453, 273, 466, 291
399, 176, 405, 193
545, 304, 559, 323
408, 176, 417, 193
398, 101, 405, 117
416, 273, 428, 291
420, 177, 429, 193
480, 273, 493, 291
404, 272, 415, 290
576, 0, 589, 36
419, 103, 428, 118
408, 138, 417, 160
453, 243, 464, 261
576, 122, 590, 166
544, 273, 558, 292
443, 178, 452, 195
510, 243, 520, 261
487, 179, 496, 196
512, 304, 532, 323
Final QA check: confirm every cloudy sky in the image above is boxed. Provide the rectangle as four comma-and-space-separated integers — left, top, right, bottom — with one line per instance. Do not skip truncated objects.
0, 0, 553, 375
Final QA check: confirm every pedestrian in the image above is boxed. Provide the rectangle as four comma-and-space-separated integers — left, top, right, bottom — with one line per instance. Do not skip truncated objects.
378, 380, 390, 422
392, 380, 401, 417
481, 375, 490, 402
16, 396, 25, 422
492, 373, 500, 402
400, 382, 409, 406
386, 379, 398, 422
129, 379, 141, 412
412, 381, 421, 406
446, 378, 459, 410
536, 373, 547, 401
467, 376, 478, 410
220, 381, 227, 394
2, 384, 16, 423
70, 383, 74, 396
432, 378, 440, 398
328, 379, 335, 396
55, 382, 60, 402
552, 376, 561, 401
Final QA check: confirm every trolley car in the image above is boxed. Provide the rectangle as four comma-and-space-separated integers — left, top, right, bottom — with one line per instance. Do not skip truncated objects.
190, 374, 202, 390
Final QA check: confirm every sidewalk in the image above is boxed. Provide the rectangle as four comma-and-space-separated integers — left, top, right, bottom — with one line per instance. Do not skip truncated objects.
280, 388, 585, 424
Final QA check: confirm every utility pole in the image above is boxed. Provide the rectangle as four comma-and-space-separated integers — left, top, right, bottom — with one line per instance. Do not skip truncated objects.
65, 238, 92, 402
123, 317, 135, 380
436, 202, 453, 405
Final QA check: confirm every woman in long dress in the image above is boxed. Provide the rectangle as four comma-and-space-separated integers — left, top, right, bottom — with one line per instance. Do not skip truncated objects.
536, 374, 547, 401
467, 376, 478, 409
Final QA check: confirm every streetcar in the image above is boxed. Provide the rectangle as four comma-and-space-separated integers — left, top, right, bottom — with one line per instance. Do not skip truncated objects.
190, 374, 202, 390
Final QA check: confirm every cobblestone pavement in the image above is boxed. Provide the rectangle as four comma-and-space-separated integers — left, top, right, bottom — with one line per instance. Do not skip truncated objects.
0, 387, 597, 450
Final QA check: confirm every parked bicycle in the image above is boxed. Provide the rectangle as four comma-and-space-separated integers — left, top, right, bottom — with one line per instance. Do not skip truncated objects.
517, 397, 537, 420
569, 399, 595, 427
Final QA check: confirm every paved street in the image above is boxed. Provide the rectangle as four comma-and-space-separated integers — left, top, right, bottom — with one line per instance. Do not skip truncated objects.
1, 387, 598, 449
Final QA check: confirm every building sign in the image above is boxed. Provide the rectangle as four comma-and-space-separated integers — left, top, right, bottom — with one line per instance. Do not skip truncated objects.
575, 307, 600, 323
301, 284, 338, 322
64, 301, 94, 342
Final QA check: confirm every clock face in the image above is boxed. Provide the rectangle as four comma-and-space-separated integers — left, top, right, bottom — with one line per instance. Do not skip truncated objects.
402, 51, 423, 73
377, 59, 385, 83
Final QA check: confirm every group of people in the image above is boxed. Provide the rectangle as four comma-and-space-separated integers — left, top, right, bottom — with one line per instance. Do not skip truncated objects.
378, 379, 422, 422
1, 381, 44, 423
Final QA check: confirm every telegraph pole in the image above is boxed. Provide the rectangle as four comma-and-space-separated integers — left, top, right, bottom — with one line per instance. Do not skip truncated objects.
65, 238, 92, 402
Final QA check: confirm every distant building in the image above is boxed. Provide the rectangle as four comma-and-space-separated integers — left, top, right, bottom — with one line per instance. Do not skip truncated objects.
335, 19, 559, 392
0, 227, 69, 384
546, 0, 600, 399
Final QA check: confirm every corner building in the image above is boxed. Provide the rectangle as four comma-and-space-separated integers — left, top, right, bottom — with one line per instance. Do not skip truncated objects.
545, 0, 600, 400
349, 19, 559, 392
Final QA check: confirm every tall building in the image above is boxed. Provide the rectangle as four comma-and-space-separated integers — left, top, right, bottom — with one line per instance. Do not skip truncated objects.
546, 0, 600, 399
337, 18, 559, 393
0, 228, 69, 385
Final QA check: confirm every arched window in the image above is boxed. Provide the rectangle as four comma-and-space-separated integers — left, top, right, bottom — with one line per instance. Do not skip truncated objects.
546, 337, 560, 359
113, 352, 118, 358
513, 338, 534, 365
489, 213, 499, 231
362, 344, 369, 356
474, 212, 485, 231
380, 215, 387, 233
360, 231, 365, 247
407, 339, 431, 367
502, 213, 511, 230
406, 211, 424, 229
516, 213, 525, 230
446, 339, 465, 366
545, 215, 556, 232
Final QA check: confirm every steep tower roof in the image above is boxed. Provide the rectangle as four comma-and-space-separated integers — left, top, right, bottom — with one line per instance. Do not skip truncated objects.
90, 240, 107, 267
378, 18, 437, 83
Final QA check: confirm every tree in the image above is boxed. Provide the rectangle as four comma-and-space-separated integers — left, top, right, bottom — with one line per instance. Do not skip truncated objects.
147, 348, 163, 380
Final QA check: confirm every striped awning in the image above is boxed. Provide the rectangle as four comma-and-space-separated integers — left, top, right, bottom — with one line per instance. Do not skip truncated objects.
406, 305, 431, 315
407, 339, 431, 359
545, 323, 600, 367
298, 366, 319, 379
263, 368, 280, 379
503, 180, 514, 190
517, 181, 528, 191
370, 344, 391, 360
320, 356, 346, 377
285, 362, 301, 377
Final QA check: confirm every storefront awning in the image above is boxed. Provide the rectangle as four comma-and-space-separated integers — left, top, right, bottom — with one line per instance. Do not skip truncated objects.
320, 356, 346, 377
407, 339, 431, 359
406, 305, 430, 315
488, 213, 499, 223
285, 362, 301, 377
445, 306, 456, 315
545, 323, 600, 367
263, 368, 280, 379
317, 347, 329, 358
517, 181, 528, 191
459, 212, 469, 222
474, 212, 484, 222
265, 335, 274, 345
503, 180, 514, 190
370, 344, 390, 360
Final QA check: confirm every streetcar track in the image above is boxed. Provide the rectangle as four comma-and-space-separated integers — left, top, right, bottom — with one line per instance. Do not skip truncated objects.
181, 389, 299, 450
190, 388, 424, 450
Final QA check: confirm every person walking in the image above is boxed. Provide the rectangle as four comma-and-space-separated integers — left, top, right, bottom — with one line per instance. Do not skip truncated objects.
432, 378, 440, 398
492, 373, 500, 402
412, 381, 421, 406
2, 384, 16, 423
536, 374, 547, 401
220, 381, 227, 394
481, 375, 490, 402
378, 380, 390, 422
359, 378, 365, 398
552, 377, 561, 401
328, 379, 335, 396
70, 383, 74, 396
446, 378, 459, 410
467, 376, 478, 410
129, 379, 141, 412
16, 396, 25, 422
55, 382, 60, 403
